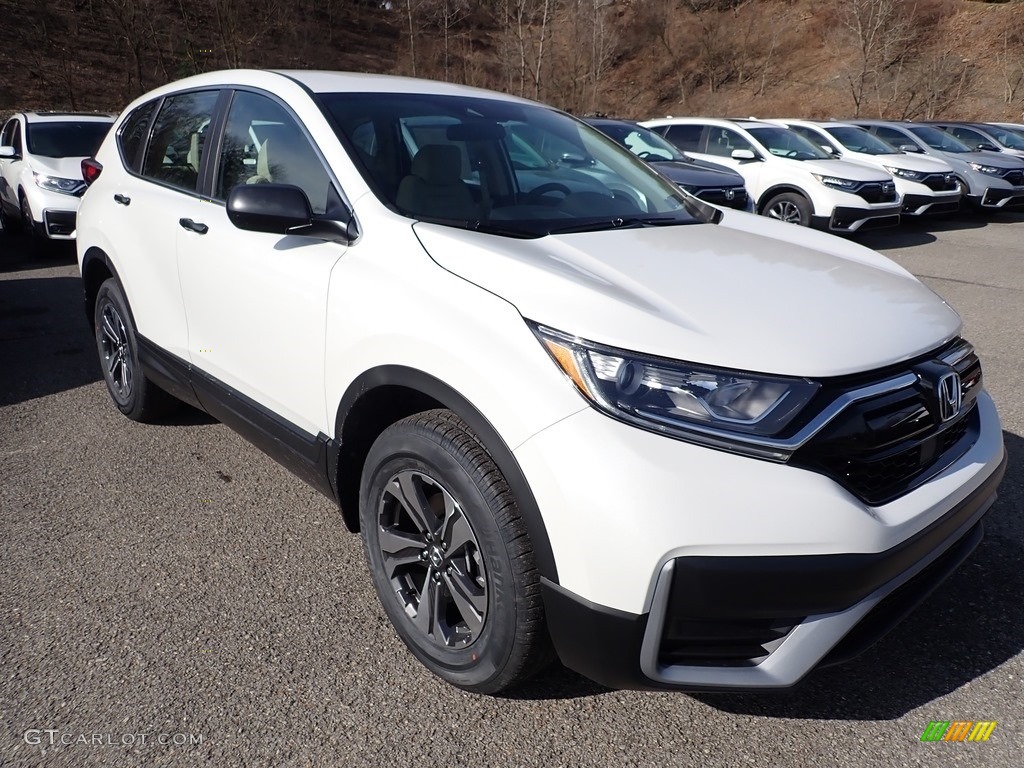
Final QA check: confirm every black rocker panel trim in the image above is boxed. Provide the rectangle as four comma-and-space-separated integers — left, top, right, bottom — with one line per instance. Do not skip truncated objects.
134, 334, 204, 411
135, 335, 338, 503
335, 365, 559, 584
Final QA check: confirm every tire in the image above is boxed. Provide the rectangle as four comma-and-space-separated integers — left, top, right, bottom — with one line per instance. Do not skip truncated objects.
19, 193, 43, 251
762, 192, 811, 226
0, 201, 21, 235
359, 410, 552, 694
94, 278, 177, 422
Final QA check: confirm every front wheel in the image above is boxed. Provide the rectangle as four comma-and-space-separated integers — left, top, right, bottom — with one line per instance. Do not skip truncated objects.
762, 192, 811, 226
359, 410, 552, 694
94, 278, 177, 421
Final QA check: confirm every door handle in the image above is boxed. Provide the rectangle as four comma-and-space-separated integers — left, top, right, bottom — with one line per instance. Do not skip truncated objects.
113, 194, 131, 206
178, 218, 208, 235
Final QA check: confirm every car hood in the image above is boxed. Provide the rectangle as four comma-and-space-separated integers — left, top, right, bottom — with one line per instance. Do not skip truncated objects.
791, 158, 893, 181
846, 152, 953, 173
30, 156, 87, 180
651, 160, 745, 187
413, 215, 959, 377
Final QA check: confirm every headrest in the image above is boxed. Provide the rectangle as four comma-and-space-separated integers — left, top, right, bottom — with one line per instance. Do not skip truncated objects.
411, 144, 463, 185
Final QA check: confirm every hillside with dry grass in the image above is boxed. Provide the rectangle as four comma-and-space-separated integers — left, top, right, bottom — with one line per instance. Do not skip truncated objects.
2, 0, 1024, 123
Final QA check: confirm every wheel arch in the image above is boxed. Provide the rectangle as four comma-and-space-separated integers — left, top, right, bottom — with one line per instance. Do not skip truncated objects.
81, 247, 128, 330
333, 365, 559, 583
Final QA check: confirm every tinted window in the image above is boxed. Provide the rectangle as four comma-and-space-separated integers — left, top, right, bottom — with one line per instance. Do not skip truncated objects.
118, 102, 156, 173
322, 92, 706, 238
948, 127, 986, 148
988, 128, 1024, 150
142, 91, 219, 192
1, 119, 16, 148
593, 123, 685, 162
824, 126, 898, 155
705, 127, 755, 158
26, 122, 111, 158
787, 125, 830, 148
664, 124, 703, 152
216, 91, 335, 214
873, 126, 912, 147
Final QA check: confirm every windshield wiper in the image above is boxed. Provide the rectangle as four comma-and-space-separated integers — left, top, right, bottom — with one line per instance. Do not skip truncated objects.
547, 216, 691, 235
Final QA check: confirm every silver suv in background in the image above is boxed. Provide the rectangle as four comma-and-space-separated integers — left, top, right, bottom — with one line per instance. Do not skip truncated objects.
853, 120, 1024, 211
926, 122, 1024, 160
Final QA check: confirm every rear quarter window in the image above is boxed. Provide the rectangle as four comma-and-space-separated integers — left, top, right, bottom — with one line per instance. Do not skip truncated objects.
118, 102, 157, 173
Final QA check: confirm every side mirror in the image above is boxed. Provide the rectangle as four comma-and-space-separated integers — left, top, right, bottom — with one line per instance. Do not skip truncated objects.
0, 145, 17, 159
731, 148, 757, 161
898, 144, 922, 153
976, 143, 998, 152
227, 184, 353, 243
821, 144, 836, 155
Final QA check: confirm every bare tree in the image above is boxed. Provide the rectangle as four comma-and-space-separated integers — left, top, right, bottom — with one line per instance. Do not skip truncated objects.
836, 0, 918, 117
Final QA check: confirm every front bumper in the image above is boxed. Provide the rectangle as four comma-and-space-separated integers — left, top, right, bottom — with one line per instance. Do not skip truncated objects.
901, 193, 961, 216
815, 204, 901, 232
516, 388, 1005, 690
542, 451, 1004, 691
978, 186, 1024, 209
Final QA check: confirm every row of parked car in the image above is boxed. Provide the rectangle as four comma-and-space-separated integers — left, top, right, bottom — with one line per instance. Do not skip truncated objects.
2, 108, 1023, 245
588, 116, 1024, 232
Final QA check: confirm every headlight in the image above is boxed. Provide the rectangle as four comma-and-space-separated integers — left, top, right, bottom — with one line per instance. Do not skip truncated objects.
883, 166, 923, 181
968, 162, 1002, 176
812, 174, 859, 190
33, 172, 83, 195
532, 324, 819, 460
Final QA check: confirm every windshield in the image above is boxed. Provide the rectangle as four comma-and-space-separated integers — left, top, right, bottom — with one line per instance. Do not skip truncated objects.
746, 126, 831, 160
320, 92, 707, 238
825, 126, 898, 155
908, 126, 972, 153
590, 122, 686, 163
26, 121, 112, 158
986, 127, 1024, 150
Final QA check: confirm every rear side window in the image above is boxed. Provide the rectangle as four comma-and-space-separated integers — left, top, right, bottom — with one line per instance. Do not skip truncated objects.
664, 124, 703, 152
142, 90, 219, 193
118, 102, 157, 173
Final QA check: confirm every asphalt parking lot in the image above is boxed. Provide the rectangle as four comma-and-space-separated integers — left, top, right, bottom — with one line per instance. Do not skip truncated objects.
1, 213, 1022, 768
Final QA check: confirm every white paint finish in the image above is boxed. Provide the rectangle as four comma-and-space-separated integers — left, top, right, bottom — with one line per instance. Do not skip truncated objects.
515, 392, 1004, 613
414, 219, 960, 378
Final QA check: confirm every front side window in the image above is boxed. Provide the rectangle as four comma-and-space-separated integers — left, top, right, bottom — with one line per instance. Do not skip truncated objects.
321, 92, 707, 238
142, 90, 219, 192
947, 127, 987, 149
988, 128, 1024, 150
908, 126, 971, 153
596, 123, 686, 163
118, 102, 157, 173
9, 119, 23, 155
873, 126, 915, 149
216, 91, 336, 215
704, 127, 753, 158
745, 126, 830, 160
1, 119, 16, 149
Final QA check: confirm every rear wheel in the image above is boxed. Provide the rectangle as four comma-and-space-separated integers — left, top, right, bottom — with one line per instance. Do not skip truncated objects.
359, 410, 552, 694
94, 278, 177, 421
762, 192, 811, 226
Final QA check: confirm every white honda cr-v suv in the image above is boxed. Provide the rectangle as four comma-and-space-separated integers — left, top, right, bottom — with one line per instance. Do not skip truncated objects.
76, 70, 1005, 694
641, 117, 902, 232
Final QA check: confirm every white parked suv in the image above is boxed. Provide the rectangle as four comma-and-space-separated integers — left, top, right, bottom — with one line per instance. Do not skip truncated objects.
0, 112, 115, 242
77, 70, 1005, 693
768, 120, 961, 217
641, 117, 900, 231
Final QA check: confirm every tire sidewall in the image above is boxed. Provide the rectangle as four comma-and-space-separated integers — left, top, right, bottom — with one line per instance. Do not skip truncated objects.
360, 426, 520, 690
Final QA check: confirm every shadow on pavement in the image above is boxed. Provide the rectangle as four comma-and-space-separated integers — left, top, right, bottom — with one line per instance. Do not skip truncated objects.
0, 233, 78, 274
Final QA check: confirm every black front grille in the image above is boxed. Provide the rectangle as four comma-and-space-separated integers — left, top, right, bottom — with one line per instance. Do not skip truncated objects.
1003, 170, 1024, 186
855, 182, 898, 203
695, 187, 748, 209
790, 344, 983, 506
921, 173, 957, 191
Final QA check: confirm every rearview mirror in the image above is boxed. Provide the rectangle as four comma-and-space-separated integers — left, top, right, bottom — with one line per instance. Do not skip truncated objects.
731, 149, 757, 161
227, 184, 353, 243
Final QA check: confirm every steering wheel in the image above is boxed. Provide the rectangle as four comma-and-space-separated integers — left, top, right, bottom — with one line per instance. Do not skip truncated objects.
525, 183, 572, 204
784, 150, 799, 158
637, 151, 654, 160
